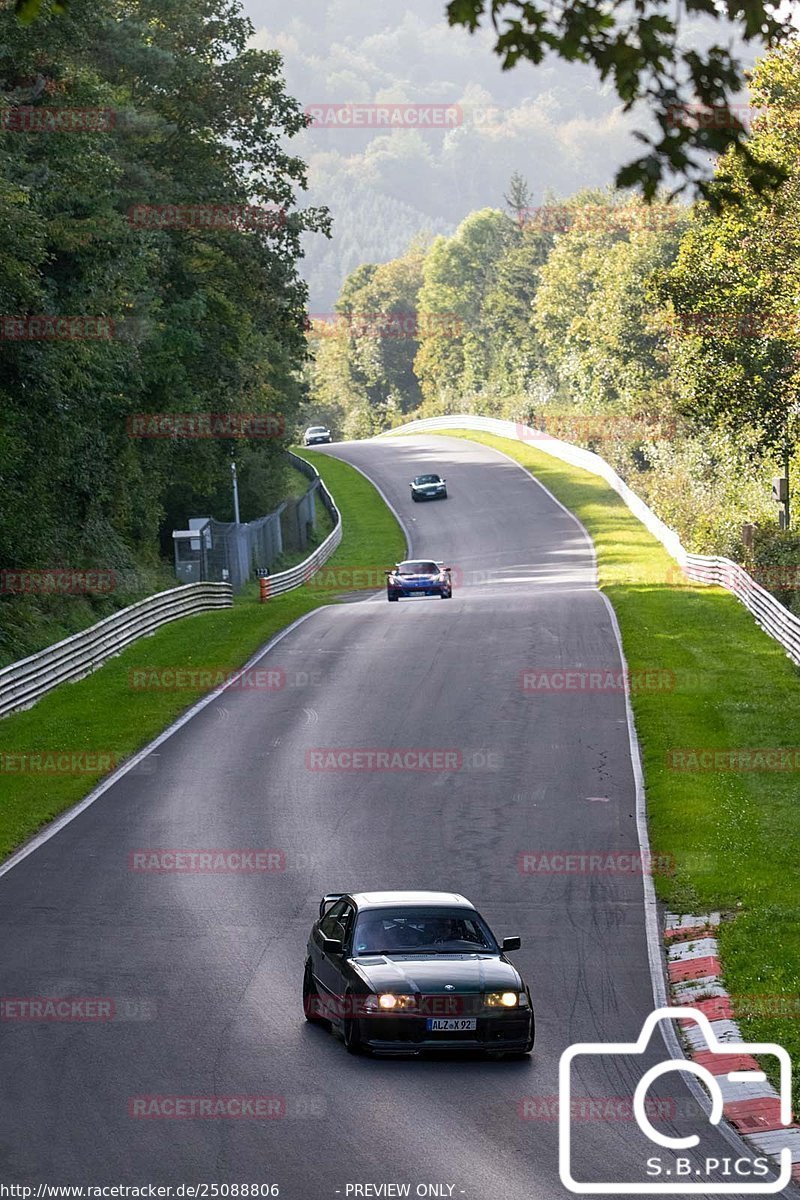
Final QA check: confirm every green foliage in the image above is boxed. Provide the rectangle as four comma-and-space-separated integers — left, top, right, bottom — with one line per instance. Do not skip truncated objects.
0, 447, 406, 861
0, 0, 328, 651
307, 50, 800, 605
442, 427, 800, 1111
655, 42, 800, 458
446, 0, 792, 202
750, 526, 800, 616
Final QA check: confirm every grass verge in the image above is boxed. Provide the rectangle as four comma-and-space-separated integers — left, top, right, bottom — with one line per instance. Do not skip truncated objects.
0, 448, 405, 863
429, 428, 800, 1103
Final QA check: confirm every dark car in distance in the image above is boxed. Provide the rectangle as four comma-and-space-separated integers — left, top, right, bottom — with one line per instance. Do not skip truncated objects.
303, 425, 332, 446
410, 473, 447, 501
386, 560, 452, 601
303, 890, 534, 1056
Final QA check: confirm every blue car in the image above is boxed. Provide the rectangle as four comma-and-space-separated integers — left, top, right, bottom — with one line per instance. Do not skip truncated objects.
386, 560, 452, 601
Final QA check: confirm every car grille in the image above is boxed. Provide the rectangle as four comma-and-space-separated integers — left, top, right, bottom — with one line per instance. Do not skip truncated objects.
362, 1014, 530, 1043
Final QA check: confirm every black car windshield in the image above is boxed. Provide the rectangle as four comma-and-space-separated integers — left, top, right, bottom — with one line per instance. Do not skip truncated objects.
396, 561, 439, 575
307, 427, 327, 433
414, 475, 441, 484
353, 907, 497, 955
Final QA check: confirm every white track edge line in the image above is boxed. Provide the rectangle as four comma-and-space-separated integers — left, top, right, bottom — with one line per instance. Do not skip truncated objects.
414, 432, 600, 586
601, 584, 763, 1157
317, 442, 413, 559
430, 429, 762, 1161
0, 607, 327, 882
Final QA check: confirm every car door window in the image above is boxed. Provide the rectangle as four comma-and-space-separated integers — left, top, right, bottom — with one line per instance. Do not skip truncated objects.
320, 899, 350, 940
338, 903, 355, 950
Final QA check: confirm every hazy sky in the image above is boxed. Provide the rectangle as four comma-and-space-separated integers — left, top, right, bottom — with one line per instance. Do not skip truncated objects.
243, 0, 755, 308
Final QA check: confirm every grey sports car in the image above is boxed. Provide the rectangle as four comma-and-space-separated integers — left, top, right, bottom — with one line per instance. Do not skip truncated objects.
303, 890, 535, 1056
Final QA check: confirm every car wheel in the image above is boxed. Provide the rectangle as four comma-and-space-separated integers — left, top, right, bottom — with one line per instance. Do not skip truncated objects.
440, 590, 451, 599
303, 961, 324, 1024
441, 490, 447, 499
411, 494, 418, 502
387, 592, 399, 602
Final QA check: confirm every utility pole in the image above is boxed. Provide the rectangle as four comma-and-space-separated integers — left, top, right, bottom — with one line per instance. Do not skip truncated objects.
231, 459, 241, 524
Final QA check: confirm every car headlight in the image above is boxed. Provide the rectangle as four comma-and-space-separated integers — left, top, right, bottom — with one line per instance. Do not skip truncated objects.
377, 993, 416, 1011
485, 991, 524, 1008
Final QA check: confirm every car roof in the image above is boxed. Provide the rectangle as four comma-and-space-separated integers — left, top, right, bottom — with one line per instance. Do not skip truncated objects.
349, 890, 474, 910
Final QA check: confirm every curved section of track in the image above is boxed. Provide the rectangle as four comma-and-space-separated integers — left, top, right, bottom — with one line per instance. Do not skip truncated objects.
0, 436, 790, 1197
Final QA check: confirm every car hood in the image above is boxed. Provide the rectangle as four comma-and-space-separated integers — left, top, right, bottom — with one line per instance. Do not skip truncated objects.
392, 572, 440, 581
351, 953, 522, 993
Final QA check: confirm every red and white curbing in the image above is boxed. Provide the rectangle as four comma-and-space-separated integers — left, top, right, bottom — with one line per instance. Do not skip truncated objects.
665, 912, 800, 1182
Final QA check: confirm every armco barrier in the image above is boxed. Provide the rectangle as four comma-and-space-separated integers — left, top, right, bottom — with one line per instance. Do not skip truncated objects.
259, 452, 342, 598
0, 453, 342, 717
379, 416, 800, 667
0, 582, 233, 718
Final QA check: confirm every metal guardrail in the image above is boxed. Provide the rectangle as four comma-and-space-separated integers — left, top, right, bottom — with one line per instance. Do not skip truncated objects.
0, 455, 344, 718
261, 453, 342, 598
0, 582, 233, 718
380, 415, 800, 667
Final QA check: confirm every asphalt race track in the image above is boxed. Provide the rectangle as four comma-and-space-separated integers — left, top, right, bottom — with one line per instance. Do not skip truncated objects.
0, 435, 793, 1198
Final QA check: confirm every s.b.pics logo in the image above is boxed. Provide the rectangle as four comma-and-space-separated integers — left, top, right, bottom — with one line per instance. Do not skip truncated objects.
559, 1008, 793, 1193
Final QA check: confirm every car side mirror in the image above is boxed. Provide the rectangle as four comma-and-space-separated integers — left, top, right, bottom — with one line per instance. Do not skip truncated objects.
501, 936, 521, 952
322, 936, 343, 954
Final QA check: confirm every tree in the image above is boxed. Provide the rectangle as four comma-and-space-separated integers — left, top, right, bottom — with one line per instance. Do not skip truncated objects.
415, 208, 514, 400
503, 172, 533, 226
654, 42, 800, 472
0, 0, 328, 659
446, 0, 792, 201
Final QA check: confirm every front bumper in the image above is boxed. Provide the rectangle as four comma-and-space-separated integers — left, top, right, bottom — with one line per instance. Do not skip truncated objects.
305, 436, 331, 445
412, 489, 446, 500
355, 1013, 533, 1052
394, 586, 447, 597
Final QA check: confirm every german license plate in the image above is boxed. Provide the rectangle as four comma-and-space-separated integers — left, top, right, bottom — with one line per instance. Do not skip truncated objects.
426, 1017, 477, 1032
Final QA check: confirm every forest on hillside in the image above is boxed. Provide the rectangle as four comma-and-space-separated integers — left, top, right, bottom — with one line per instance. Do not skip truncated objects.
305, 40, 800, 608
0, 0, 327, 661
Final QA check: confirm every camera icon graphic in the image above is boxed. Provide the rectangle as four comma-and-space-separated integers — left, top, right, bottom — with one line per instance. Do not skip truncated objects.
559, 1006, 793, 1194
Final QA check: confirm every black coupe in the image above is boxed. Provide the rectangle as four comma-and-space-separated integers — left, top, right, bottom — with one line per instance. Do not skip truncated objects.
410, 473, 447, 501
303, 890, 534, 1056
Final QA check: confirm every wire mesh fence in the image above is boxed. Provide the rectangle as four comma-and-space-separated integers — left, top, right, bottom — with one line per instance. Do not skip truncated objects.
176, 457, 323, 591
